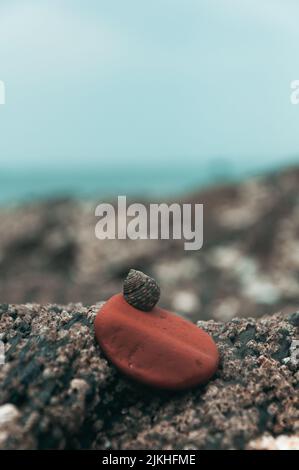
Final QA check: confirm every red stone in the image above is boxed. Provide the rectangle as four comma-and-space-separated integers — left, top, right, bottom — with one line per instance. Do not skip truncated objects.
94, 293, 219, 390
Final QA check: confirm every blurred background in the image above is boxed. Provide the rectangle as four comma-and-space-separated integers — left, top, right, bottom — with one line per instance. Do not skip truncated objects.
1, 0, 299, 321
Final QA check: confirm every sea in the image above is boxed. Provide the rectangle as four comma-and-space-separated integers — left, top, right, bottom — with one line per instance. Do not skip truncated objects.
0, 159, 297, 206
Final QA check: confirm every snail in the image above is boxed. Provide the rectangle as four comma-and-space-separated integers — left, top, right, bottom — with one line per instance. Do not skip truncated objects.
94, 269, 219, 390
123, 269, 160, 311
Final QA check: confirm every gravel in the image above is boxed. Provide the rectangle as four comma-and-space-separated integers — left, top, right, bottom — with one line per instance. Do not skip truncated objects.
0, 302, 298, 450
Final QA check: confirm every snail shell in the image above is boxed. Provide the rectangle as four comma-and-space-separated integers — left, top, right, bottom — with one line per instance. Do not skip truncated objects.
123, 269, 160, 311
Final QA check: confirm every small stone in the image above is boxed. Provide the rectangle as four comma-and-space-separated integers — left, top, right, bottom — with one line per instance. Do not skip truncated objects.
247, 434, 299, 450
70, 378, 89, 394
94, 293, 219, 390
0, 404, 20, 426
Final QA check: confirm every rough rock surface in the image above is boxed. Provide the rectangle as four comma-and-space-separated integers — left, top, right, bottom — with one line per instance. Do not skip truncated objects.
0, 303, 298, 450
2, 167, 299, 321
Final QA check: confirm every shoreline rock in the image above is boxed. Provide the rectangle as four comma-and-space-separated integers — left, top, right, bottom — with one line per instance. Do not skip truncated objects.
2, 166, 299, 321
0, 303, 298, 450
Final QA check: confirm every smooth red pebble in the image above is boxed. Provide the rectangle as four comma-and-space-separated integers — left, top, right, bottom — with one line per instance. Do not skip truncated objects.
94, 293, 219, 390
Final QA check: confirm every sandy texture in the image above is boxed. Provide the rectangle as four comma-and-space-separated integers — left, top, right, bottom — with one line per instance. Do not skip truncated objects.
0, 303, 298, 450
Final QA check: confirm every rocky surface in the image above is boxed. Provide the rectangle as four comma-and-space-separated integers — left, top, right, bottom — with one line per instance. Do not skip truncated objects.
1, 166, 299, 321
0, 303, 298, 450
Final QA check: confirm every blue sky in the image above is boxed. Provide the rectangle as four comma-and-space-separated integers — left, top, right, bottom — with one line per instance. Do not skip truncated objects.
0, 0, 299, 172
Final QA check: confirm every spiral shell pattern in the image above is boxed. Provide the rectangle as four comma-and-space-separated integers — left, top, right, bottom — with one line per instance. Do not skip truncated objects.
123, 269, 160, 311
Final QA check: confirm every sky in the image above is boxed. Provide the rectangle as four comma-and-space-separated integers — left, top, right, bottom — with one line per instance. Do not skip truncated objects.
0, 0, 299, 173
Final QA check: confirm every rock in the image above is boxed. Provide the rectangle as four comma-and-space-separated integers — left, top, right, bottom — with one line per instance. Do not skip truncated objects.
0, 303, 298, 449
0, 403, 22, 447
247, 434, 299, 450
2, 166, 299, 322
94, 294, 219, 390
0, 404, 20, 425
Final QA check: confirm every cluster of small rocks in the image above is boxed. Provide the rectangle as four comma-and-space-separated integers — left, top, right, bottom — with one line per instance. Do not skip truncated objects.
0, 303, 298, 449
1, 167, 299, 322
1, 167, 299, 448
